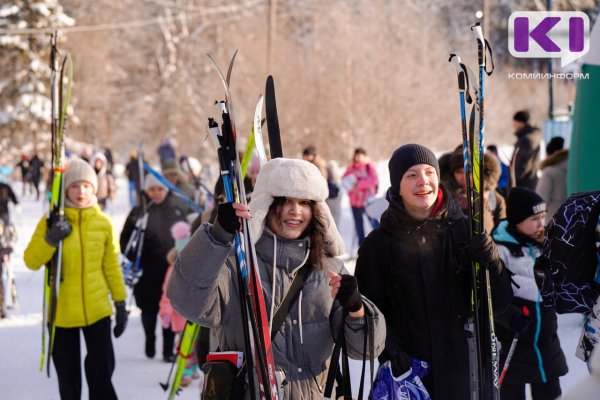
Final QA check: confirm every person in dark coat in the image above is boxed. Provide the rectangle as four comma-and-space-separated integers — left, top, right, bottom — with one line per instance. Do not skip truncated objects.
120, 174, 186, 362
492, 188, 568, 400
29, 152, 44, 200
16, 154, 31, 196
0, 182, 19, 226
512, 111, 541, 190
124, 151, 141, 207
355, 144, 513, 400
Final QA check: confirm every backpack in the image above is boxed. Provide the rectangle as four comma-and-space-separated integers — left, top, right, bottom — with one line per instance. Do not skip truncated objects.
534, 191, 600, 313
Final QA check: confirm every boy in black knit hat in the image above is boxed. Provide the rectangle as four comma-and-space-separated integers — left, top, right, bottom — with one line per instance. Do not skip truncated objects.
492, 187, 568, 399
356, 144, 513, 399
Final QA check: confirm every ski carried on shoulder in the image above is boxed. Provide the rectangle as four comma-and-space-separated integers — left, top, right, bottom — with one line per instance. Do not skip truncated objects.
41, 33, 73, 376
206, 51, 280, 400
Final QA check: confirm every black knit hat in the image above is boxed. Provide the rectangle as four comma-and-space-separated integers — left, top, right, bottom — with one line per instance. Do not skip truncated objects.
507, 187, 547, 226
546, 137, 565, 155
388, 144, 440, 193
513, 110, 530, 123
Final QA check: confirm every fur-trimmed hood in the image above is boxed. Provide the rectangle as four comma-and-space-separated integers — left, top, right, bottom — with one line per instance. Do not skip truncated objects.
483, 151, 502, 191
248, 158, 345, 256
540, 149, 568, 170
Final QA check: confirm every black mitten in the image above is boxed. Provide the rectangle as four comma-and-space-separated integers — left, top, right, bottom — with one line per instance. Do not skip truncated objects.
45, 220, 73, 247
113, 301, 128, 338
216, 203, 241, 235
390, 351, 413, 377
510, 309, 531, 334
336, 275, 363, 313
468, 233, 502, 275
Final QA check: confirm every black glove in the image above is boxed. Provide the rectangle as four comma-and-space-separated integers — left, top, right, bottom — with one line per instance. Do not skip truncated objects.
390, 351, 413, 377
468, 233, 502, 275
45, 220, 72, 247
217, 202, 240, 235
336, 275, 363, 313
510, 310, 532, 335
113, 301, 128, 338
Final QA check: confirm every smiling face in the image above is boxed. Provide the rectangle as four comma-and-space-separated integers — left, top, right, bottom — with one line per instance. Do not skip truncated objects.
266, 197, 313, 240
517, 212, 547, 243
399, 164, 439, 219
67, 181, 95, 208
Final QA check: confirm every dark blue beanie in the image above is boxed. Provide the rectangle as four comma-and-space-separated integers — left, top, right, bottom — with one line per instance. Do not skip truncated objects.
388, 144, 440, 194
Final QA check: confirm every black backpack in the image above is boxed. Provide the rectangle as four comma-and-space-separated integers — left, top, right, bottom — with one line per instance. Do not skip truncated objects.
535, 191, 600, 313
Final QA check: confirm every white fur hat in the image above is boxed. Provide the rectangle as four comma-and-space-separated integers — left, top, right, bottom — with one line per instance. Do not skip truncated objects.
248, 158, 345, 256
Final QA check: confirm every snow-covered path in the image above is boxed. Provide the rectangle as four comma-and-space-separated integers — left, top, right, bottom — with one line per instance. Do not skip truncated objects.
0, 172, 591, 399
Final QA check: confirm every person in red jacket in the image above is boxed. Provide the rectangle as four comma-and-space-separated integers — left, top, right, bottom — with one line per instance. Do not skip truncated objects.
24, 158, 127, 400
342, 147, 379, 245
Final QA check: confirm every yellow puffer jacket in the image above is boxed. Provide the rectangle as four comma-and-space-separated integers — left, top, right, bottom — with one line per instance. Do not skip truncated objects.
24, 205, 127, 328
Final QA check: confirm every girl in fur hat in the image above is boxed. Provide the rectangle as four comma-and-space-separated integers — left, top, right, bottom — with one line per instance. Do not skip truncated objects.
24, 158, 127, 400
167, 158, 386, 398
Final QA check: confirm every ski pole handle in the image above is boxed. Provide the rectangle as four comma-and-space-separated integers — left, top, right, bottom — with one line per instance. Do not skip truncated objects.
449, 54, 467, 93
471, 22, 485, 67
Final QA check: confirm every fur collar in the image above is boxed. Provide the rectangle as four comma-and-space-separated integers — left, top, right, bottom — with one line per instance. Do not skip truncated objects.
540, 149, 568, 169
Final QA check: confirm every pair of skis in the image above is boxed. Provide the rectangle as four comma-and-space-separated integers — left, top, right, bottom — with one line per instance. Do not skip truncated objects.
449, 22, 498, 400
160, 321, 201, 399
40, 32, 73, 376
206, 51, 281, 400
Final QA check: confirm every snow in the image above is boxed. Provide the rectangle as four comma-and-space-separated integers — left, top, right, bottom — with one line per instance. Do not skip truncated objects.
0, 169, 593, 399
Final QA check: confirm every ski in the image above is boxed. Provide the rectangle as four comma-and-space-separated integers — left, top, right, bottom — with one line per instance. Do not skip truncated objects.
241, 95, 267, 178
121, 205, 151, 289
253, 95, 268, 167
470, 22, 500, 399
207, 51, 279, 400
449, 53, 483, 400
265, 76, 282, 159
160, 321, 201, 399
41, 42, 73, 376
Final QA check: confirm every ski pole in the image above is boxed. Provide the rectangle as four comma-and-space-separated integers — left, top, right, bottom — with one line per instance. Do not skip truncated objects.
498, 306, 530, 387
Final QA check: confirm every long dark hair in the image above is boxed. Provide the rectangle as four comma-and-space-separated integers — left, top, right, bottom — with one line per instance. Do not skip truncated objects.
267, 197, 329, 268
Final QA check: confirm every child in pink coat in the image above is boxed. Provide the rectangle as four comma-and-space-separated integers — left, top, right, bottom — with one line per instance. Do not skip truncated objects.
342, 147, 379, 245
159, 221, 200, 387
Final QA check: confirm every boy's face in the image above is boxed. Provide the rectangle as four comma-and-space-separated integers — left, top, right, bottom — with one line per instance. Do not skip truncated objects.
399, 164, 439, 218
517, 212, 547, 243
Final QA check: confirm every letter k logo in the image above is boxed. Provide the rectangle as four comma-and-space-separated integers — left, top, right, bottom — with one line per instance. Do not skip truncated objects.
514, 17, 561, 52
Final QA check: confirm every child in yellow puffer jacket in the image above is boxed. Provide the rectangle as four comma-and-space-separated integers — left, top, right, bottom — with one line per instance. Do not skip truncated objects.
24, 158, 127, 400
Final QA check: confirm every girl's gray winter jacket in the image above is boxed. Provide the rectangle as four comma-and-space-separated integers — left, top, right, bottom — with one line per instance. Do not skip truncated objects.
167, 221, 386, 399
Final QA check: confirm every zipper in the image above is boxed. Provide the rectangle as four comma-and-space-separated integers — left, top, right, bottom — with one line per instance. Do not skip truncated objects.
79, 209, 88, 325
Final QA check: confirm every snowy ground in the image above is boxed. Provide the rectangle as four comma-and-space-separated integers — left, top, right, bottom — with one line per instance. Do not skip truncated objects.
0, 169, 591, 399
